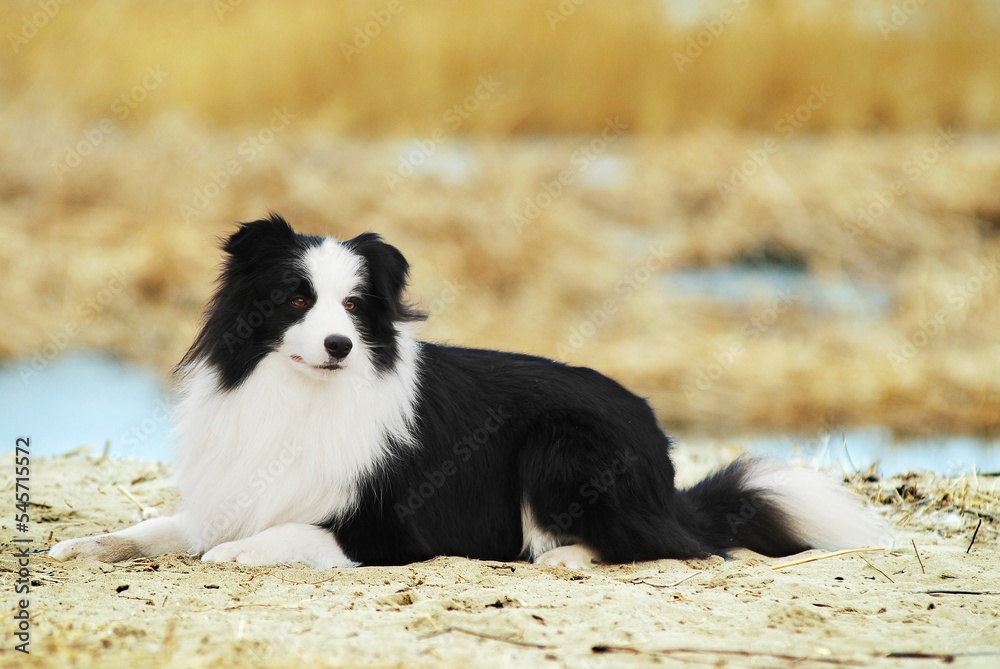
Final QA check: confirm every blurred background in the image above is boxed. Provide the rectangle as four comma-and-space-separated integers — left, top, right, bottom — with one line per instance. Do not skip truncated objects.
1, 0, 999, 472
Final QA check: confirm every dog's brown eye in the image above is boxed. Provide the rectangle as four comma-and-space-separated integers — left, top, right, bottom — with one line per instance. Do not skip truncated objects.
344, 298, 357, 312
290, 297, 308, 308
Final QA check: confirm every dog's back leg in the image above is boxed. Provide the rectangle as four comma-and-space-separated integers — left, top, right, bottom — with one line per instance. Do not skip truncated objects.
518, 416, 707, 565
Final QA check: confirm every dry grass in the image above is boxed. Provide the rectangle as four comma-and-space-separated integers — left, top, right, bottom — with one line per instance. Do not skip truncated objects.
2, 110, 998, 435
3, 0, 999, 436
2, 0, 999, 133
850, 467, 999, 547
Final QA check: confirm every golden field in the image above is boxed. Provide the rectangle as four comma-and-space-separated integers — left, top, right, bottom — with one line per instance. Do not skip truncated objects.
2, 0, 999, 133
1, 0, 999, 436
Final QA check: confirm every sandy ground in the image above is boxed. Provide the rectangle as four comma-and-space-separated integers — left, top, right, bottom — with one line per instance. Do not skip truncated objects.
2, 448, 997, 668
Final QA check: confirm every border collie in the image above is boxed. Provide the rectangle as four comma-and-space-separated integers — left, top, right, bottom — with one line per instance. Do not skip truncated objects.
51, 215, 889, 569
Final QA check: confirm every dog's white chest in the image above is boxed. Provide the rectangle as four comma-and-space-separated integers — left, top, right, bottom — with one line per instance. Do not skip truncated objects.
173, 356, 416, 551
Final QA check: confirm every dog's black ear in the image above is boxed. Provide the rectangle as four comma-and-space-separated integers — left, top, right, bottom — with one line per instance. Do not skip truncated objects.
345, 232, 426, 322
223, 214, 297, 258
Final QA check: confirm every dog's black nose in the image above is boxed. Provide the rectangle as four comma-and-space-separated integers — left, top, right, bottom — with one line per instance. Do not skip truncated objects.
324, 335, 353, 360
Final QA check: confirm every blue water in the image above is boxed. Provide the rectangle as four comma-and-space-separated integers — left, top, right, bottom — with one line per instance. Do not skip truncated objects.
741, 429, 1000, 477
663, 267, 892, 315
0, 353, 175, 462
1, 352, 997, 475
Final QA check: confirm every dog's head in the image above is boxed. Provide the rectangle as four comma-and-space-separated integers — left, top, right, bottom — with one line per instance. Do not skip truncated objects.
181, 214, 424, 389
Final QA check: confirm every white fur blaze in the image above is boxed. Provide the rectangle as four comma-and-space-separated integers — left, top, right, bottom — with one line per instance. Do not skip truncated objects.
743, 459, 893, 551
520, 501, 562, 560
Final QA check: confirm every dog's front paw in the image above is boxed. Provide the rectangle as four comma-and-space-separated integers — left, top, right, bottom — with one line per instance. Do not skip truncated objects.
202, 539, 276, 566
201, 524, 358, 568
535, 544, 600, 569
50, 535, 141, 563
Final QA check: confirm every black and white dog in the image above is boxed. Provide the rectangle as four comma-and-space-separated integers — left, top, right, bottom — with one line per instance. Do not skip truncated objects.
51, 215, 888, 569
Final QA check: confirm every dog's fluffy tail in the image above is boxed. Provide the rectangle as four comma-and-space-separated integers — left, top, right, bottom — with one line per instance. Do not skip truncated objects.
679, 456, 891, 557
